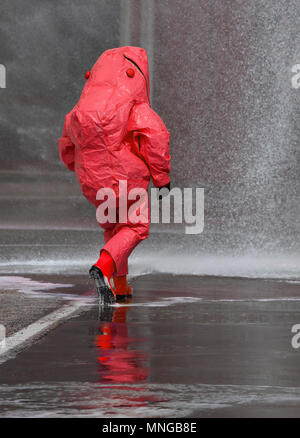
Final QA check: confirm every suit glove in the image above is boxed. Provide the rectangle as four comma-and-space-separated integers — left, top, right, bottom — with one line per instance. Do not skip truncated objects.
158, 182, 171, 200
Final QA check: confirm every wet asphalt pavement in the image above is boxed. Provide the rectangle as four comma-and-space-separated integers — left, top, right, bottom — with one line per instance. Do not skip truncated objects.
1, 274, 300, 417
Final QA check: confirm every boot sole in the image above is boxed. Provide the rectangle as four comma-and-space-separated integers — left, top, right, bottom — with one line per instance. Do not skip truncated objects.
89, 266, 116, 306
116, 294, 132, 301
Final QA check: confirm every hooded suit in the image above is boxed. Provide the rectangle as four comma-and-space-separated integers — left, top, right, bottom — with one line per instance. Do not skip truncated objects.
59, 46, 171, 275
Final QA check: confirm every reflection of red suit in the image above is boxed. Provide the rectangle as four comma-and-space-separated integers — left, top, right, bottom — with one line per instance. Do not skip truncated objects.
59, 46, 171, 276
95, 306, 148, 383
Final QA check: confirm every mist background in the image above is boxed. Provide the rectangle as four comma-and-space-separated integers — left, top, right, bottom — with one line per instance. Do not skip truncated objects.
0, 0, 299, 278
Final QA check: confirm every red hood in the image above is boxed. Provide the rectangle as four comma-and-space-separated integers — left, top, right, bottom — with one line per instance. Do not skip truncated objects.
77, 46, 150, 113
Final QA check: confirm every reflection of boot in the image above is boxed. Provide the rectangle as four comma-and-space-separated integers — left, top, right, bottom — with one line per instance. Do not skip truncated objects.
112, 305, 130, 323
98, 305, 114, 322
113, 275, 133, 301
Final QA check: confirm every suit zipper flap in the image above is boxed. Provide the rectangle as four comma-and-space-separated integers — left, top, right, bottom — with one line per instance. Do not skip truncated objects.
123, 55, 149, 101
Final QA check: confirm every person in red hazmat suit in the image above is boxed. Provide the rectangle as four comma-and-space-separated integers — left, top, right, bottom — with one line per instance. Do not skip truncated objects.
58, 46, 171, 304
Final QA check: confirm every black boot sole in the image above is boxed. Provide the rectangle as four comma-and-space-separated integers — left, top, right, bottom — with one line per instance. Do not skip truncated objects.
89, 265, 116, 306
116, 294, 132, 302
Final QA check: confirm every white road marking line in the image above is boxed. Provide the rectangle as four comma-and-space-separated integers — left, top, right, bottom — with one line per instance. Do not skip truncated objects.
0, 301, 85, 360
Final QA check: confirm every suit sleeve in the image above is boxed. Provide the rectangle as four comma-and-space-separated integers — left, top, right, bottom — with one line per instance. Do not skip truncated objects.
58, 116, 75, 172
128, 102, 171, 187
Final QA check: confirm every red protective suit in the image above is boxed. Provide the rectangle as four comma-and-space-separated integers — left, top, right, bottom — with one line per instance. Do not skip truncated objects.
59, 46, 171, 276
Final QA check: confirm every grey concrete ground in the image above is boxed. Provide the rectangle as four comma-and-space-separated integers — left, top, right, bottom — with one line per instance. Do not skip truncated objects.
0, 275, 89, 336
1, 274, 300, 417
0, 288, 63, 337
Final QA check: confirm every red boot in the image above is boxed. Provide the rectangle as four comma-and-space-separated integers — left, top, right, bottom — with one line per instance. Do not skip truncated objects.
113, 275, 132, 301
